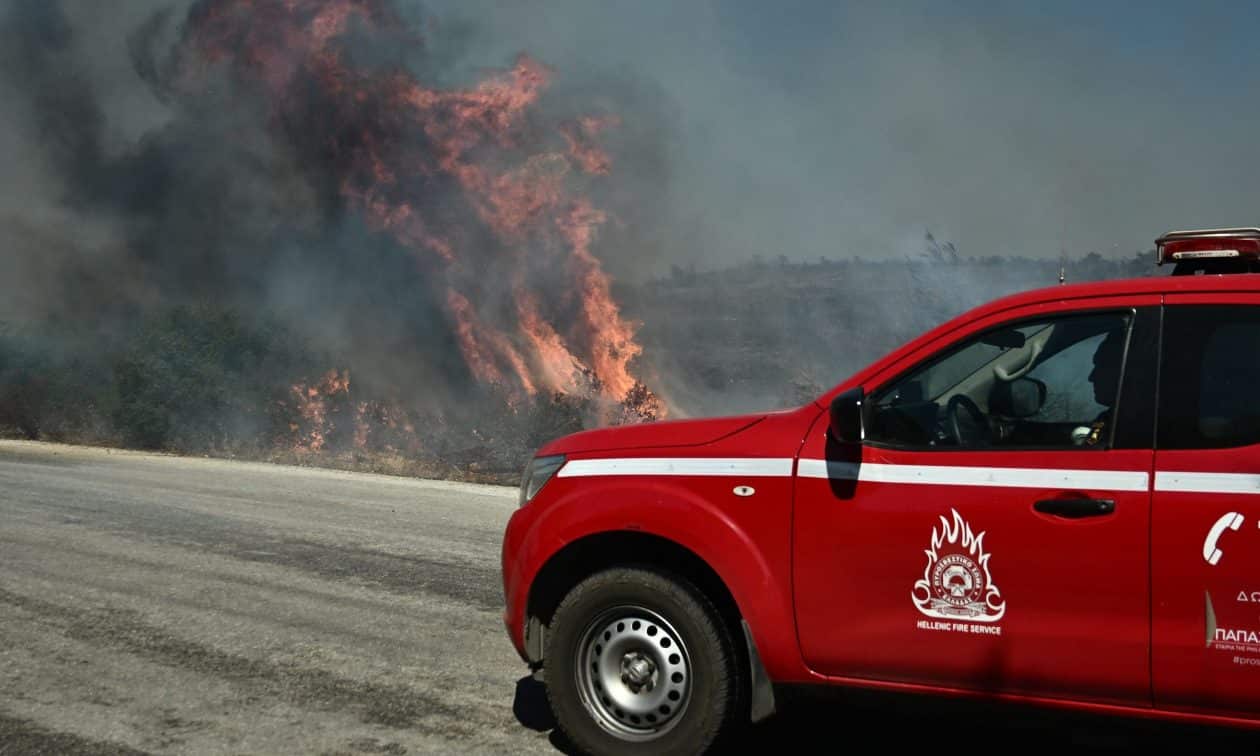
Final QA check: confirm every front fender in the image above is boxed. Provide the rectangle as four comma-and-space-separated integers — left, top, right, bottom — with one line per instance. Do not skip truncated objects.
514, 473, 805, 681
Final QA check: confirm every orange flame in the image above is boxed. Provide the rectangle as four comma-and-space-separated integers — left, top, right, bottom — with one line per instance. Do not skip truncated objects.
446, 289, 536, 401
290, 369, 425, 453
187, 0, 663, 420
561, 115, 619, 175
290, 368, 352, 451
560, 200, 642, 399
516, 289, 583, 395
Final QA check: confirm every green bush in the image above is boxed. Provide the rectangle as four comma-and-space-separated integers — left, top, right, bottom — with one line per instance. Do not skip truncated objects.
0, 323, 49, 439
111, 305, 314, 451
0, 321, 114, 441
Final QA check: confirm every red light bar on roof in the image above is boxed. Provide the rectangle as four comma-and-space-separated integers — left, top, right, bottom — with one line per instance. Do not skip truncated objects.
1155, 227, 1260, 266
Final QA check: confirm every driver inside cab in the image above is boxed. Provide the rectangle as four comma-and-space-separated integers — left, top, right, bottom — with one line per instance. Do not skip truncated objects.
1076, 328, 1126, 446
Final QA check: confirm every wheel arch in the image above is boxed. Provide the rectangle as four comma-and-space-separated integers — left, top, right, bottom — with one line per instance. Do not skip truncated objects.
529, 531, 738, 639
525, 530, 777, 722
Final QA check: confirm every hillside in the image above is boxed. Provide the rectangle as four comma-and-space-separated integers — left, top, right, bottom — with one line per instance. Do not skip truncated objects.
624, 252, 1152, 417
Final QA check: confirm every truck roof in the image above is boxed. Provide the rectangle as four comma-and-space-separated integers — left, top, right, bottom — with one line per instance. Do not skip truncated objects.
981, 269, 1260, 312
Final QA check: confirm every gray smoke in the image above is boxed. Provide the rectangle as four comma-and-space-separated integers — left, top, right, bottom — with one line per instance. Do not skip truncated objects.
0, 0, 676, 411
421, 1, 1260, 270
1, 1, 1236, 428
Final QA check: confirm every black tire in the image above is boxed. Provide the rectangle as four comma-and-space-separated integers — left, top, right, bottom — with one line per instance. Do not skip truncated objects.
544, 567, 745, 756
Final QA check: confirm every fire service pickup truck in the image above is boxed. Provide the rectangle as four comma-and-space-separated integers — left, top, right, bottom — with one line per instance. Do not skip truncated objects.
501, 227, 1260, 755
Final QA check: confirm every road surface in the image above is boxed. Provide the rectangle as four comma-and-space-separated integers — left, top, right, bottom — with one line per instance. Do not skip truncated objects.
0, 440, 552, 755
1, 440, 1256, 754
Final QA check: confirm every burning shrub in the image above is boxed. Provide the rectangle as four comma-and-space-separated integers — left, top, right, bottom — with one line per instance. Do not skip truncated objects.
524, 391, 592, 451
615, 381, 665, 425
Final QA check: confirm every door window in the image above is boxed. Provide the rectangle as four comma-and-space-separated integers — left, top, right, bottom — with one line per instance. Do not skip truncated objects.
1158, 305, 1260, 449
866, 311, 1132, 449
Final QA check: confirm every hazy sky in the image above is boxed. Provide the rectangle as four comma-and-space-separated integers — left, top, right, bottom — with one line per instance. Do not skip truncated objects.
420, 0, 1260, 267
6, 0, 1260, 276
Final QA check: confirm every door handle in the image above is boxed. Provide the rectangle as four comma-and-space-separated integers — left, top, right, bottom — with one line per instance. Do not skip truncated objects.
1034, 498, 1115, 518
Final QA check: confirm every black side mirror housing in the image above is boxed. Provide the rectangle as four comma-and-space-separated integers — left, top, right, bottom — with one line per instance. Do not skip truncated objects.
829, 386, 864, 444
990, 376, 1048, 418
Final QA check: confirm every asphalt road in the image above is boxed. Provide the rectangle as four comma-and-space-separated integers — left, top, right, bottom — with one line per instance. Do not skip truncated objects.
2, 440, 1257, 755
0, 440, 553, 755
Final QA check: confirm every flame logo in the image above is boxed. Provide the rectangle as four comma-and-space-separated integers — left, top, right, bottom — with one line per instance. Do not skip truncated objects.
912, 508, 1006, 622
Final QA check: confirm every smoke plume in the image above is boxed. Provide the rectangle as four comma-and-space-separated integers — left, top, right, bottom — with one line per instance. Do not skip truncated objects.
0, 0, 669, 442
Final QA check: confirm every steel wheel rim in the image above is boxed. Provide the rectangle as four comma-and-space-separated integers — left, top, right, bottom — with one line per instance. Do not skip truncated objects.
574, 605, 692, 741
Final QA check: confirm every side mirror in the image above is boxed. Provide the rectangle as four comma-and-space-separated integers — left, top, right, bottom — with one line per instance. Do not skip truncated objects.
990, 377, 1047, 418
829, 386, 864, 444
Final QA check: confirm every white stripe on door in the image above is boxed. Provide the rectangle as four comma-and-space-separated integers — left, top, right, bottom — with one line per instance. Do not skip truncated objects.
797, 459, 1149, 492
1155, 471, 1260, 495
554, 456, 1162, 493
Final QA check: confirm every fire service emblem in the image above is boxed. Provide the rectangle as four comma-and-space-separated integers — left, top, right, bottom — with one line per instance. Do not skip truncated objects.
913, 509, 1006, 622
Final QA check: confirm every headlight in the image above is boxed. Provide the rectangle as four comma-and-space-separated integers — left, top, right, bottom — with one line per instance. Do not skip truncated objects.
519, 454, 566, 507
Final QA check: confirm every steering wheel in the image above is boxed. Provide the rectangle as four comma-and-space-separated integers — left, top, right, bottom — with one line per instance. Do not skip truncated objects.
946, 394, 989, 447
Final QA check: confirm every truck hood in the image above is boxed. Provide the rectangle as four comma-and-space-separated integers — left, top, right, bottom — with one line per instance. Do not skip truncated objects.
537, 412, 767, 456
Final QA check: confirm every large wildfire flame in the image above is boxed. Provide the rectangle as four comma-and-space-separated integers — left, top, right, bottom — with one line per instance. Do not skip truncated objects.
184, 0, 662, 417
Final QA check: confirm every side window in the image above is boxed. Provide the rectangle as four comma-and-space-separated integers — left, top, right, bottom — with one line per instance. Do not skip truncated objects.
866, 311, 1132, 450
1158, 306, 1260, 449
1023, 333, 1111, 424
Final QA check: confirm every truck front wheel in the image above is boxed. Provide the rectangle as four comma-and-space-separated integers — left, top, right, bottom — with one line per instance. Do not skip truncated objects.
544, 567, 744, 756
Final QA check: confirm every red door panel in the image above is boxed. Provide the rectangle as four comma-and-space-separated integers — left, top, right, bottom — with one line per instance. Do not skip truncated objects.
794, 444, 1151, 703
794, 295, 1157, 705
1152, 295, 1260, 716
1152, 459, 1260, 714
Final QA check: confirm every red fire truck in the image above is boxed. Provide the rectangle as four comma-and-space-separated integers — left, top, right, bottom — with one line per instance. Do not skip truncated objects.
501, 228, 1260, 755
